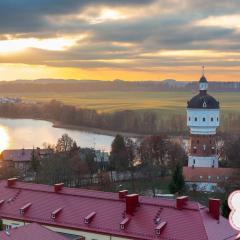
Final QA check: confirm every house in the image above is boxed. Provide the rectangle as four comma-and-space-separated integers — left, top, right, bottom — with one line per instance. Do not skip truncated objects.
183, 166, 239, 192
0, 223, 70, 240
0, 148, 52, 174
94, 150, 109, 163
0, 178, 237, 240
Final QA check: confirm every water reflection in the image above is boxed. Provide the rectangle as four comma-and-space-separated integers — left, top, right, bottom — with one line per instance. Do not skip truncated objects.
0, 118, 114, 152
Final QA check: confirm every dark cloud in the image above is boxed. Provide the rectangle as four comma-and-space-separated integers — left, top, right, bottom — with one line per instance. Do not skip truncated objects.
1, 0, 240, 71
0, 0, 155, 33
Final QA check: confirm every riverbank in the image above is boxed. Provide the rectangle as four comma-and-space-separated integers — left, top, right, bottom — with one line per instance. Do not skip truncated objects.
52, 121, 145, 138
0, 115, 145, 138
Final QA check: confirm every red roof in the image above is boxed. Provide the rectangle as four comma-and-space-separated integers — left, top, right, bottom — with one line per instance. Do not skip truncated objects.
0, 180, 237, 240
1, 149, 51, 162
183, 167, 238, 183
0, 223, 68, 240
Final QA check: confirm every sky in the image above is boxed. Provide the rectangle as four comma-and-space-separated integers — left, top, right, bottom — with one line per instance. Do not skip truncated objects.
0, 0, 240, 81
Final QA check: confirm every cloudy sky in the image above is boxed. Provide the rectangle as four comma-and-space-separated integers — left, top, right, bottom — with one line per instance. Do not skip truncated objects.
0, 0, 240, 81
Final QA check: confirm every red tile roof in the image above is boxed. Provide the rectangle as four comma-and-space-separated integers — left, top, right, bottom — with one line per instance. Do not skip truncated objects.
183, 167, 239, 183
0, 180, 237, 240
0, 223, 68, 240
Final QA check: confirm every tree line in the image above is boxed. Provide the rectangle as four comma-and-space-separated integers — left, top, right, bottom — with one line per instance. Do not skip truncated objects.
0, 100, 239, 135
0, 80, 239, 92
0, 100, 186, 134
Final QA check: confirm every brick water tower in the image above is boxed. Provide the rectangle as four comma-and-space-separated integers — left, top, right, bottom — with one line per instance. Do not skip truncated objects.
187, 69, 220, 168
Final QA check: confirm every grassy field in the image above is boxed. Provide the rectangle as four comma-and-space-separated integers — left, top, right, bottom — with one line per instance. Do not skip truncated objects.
2, 91, 240, 114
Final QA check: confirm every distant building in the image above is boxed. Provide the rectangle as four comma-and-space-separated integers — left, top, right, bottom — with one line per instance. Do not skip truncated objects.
0, 178, 237, 240
183, 167, 238, 192
0, 97, 21, 104
0, 148, 52, 174
0, 223, 69, 240
94, 150, 109, 163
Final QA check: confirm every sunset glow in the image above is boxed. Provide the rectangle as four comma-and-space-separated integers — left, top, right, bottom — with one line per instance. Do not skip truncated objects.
0, 1, 240, 81
0, 127, 9, 153
0, 35, 86, 53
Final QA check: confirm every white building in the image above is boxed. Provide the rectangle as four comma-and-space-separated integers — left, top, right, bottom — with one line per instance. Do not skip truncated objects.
187, 73, 220, 168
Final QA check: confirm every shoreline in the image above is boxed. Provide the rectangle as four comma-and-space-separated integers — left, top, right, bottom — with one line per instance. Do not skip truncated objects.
52, 121, 145, 138
0, 116, 145, 137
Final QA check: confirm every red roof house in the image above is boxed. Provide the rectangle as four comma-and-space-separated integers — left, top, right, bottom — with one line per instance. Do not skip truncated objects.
183, 166, 239, 191
0, 178, 237, 240
183, 167, 238, 183
0, 223, 69, 240
1, 148, 52, 173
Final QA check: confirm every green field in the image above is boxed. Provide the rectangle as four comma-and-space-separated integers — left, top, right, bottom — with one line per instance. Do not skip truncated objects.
2, 91, 240, 114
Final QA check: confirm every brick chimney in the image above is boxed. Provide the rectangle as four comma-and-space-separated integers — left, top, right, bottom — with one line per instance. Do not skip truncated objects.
119, 190, 128, 199
7, 178, 17, 187
54, 183, 64, 192
126, 194, 139, 215
176, 196, 188, 210
208, 198, 220, 220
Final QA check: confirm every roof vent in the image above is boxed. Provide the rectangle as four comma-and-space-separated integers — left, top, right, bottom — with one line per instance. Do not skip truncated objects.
126, 194, 139, 215
208, 198, 220, 220
155, 221, 167, 236
120, 217, 131, 230
51, 207, 63, 219
119, 190, 128, 199
84, 212, 96, 224
0, 200, 4, 207
7, 178, 17, 187
54, 183, 64, 192
20, 203, 32, 215
176, 196, 188, 210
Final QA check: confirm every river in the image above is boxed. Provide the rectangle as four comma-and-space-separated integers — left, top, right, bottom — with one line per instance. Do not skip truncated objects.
0, 118, 114, 152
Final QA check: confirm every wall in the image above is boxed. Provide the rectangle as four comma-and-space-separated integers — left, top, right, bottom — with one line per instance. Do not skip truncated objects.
187, 109, 219, 135
185, 182, 217, 192
188, 156, 218, 168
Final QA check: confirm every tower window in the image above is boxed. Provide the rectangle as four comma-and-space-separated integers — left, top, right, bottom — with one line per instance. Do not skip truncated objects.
189, 117, 191, 121
211, 148, 215, 154
211, 117, 214, 122
217, 117, 219, 122
195, 117, 197, 121
203, 117, 206, 122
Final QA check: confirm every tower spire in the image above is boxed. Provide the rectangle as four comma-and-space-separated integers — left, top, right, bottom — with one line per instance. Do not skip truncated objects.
202, 65, 205, 76
199, 66, 208, 92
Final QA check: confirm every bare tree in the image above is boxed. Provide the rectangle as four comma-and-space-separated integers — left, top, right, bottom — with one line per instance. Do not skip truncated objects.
56, 134, 75, 153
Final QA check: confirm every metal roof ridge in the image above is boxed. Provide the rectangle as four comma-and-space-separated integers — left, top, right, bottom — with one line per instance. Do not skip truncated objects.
5, 183, 122, 203
141, 199, 200, 211
198, 207, 212, 240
